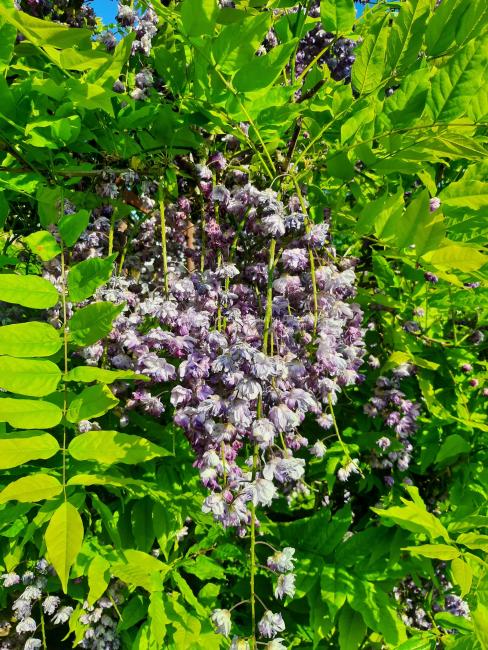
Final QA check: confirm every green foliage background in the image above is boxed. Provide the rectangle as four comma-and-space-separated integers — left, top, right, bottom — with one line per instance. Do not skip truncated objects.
0, 0, 487, 647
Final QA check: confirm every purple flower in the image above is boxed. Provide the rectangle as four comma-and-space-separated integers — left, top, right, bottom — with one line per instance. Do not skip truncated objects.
51, 606, 73, 625
269, 404, 300, 432
377, 437, 391, 450
267, 547, 295, 573
16, 617, 37, 634
252, 419, 276, 448
310, 440, 327, 458
1, 572, 20, 587
262, 213, 285, 236
429, 197, 441, 212
274, 573, 296, 599
258, 611, 285, 638
42, 596, 60, 615
282, 248, 308, 271
424, 272, 438, 284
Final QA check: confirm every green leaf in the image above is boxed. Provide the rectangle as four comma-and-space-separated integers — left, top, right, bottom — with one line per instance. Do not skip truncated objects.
348, 580, 407, 645
68, 430, 171, 465
386, 0, 430, 74
148, 591, 169, 645
0, 274, 58, 309
402, 544, 460, 560
111, 549, 169, 591
0, 322, 61, 358
352, 15, 389, 94
0, 22, 16, 71
36, 185, 63, 227
67, 474, 163, 495
0, 399, 62, 429
23, 230, 61, 262
0, 431, 59, 469
0, 356, 61, 397
357, 189, 404, 236
183, 556, 225, 581
233, 40, 298, 93
0, 191, 9, 229
45, 501, 84, 593
435, 434, 471, 464
0, 474, 62, 504
68, 302, 124, 347
173, 572, 207, 617
180, 0, 217, 37
439, 179, 488, 243
379, 190, 445, 255
451, 557, 473, 597
338, 603, 366, 650
372, 500, 450, 542
394, 636, 435, 650
422, 242, 488, 272
425, 0, 488, 57
320, 566, 354, 619
472, 604, 488, 648
131, 497, 155, 552
456, 533, 488, 553
63, 366, 143, 384
212, 13, 270, 74
117, 595, 147, 632
382, 68, 431, 129
0, 4, 92, 48
320, 0, 355, 34
435, 611, 473, 633
428, 34, 488, 122
87, 555, 111, 605
58, 209, 90, 247
67, 254, 117, 303
66, 384, 119, 423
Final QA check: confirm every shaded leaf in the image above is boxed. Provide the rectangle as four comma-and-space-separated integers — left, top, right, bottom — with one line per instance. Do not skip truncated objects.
66, 384, 119, 423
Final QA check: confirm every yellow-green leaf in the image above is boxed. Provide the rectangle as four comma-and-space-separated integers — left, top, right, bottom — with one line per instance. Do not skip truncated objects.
111, 549, 169, 591
67, 254, 117, 303
66, 384, 119, 423
0, 322, 61, 358
0, 399, 62, 429
68, 430, 171, 465
402, 544, 460, 560
0, 473, 62, 504
45, 502, 84, 593
0, 431, 60, 469
87, 555, 111, 606
422, 241, 488, 272
0, 356, 61, 397
0, 274, 58, 309
352, 15, 389, 95
23, 230, 61, 261
64, 366, 144, 384
451, 557, 473, 597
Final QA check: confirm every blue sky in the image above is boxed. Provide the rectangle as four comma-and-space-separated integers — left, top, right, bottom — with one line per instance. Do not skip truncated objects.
90, 0, 368, 27
91, 0, 117, 24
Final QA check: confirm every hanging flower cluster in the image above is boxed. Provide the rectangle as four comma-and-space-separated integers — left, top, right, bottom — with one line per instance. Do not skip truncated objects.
1, 561, 73, 650
364, 363, 421, 484
43, 151, 366, 645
